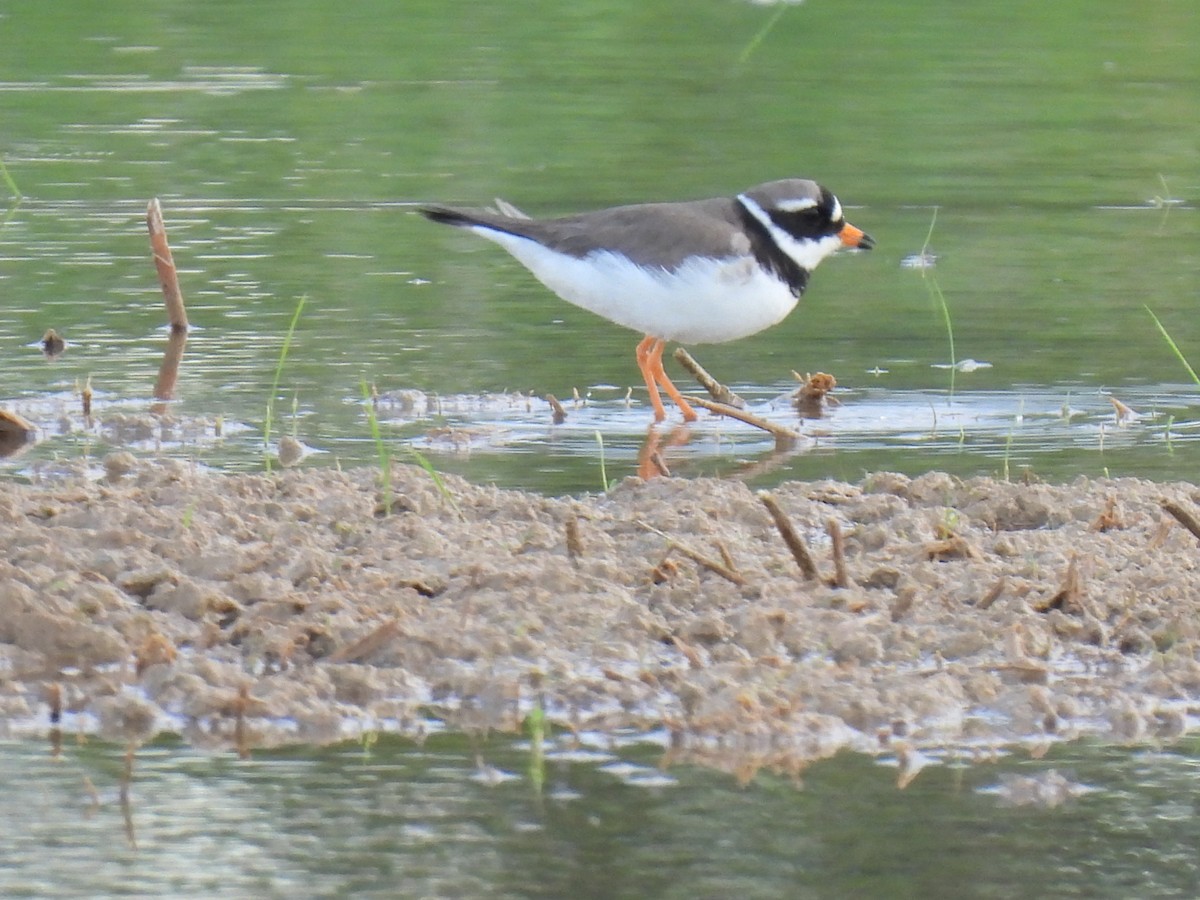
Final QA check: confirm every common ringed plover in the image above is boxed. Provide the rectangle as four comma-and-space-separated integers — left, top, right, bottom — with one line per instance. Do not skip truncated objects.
421, 178, 873, 422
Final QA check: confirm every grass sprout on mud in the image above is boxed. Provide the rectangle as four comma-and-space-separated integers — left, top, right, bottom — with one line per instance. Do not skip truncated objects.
360, 380, 460, 517
361, 379, 394, 514
263, 294, 307, 473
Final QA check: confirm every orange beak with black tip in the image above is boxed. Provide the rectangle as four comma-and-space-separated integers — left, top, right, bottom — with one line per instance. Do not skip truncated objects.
840, 222, 875, 250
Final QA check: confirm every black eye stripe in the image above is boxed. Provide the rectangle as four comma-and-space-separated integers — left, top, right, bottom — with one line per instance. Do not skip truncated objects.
769, 207, 838, 238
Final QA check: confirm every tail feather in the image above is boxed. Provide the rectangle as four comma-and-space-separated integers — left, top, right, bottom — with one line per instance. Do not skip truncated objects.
419, 205, 483, 228
419, 202, 540, 243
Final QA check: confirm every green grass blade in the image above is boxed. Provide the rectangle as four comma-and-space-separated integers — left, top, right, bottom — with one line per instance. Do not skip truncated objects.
406, 443, 461, 517
595, 429, 612, 492
0, 157, 22, 200
920, 209, 956, 396
360, 379, 393, 513
264, 294, 307, 471
1145, 306, 1200, 387
737, 3, 789, 66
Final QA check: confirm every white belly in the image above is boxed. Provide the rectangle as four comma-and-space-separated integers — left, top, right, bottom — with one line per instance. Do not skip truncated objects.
477, 230, 799, 345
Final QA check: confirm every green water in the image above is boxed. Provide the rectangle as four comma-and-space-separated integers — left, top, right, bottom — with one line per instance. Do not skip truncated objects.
1, 0, 1197, 491
2, 1, 1200, 893
3, 734, 1200, 899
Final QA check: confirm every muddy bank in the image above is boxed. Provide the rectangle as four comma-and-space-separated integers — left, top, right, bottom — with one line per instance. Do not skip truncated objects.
2, 457, 1199, 776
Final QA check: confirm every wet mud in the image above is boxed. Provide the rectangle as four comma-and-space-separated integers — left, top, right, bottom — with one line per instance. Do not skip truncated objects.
3, 457, 1199, 777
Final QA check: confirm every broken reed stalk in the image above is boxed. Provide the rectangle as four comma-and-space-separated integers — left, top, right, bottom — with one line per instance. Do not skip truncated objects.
1036, 553, 1087, 615
147, 198, 188, 332
827, 518, 850, 588
672, 347, 745, 408
151, 330, 187, 408
147, 199, 189, 406
545, 393, 567, 424
637, 520, 745, 585
80, 377, 93, 417
669, 540, 745, 585
687, 396, 800, 444
565, 514, 584, 562
758, 491, 819, 580
1161, 499, 1200, 543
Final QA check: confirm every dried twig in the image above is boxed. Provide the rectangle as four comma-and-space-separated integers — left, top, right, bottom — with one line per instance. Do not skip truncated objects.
688, 396, 800, 445
977, 577, 1007, 609
637, 521, 745, 585
1090, 496, 1123, 532
827, 518, 851, 587
758, 491, 819, 580
715, 539, 736, 573
924, 535, 983, 561
672, 635, 704, 668
1161, 499, 1200, 543
1036, 554, 1087, 614
672, 347, 744, 408
325, 618, 402, 664
669, 541, 744, 585
565, 514, 583, 562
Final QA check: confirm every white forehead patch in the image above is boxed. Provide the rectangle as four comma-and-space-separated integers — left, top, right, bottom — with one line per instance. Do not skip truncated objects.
830, 197, 843, 222
775, 196, 819, 213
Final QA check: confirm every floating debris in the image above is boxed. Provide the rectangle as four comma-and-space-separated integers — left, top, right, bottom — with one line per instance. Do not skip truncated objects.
40, 329, 66, 358
900, 251, 938, 269
931, 358, 992, 372
792, 370, 837, 417
980, 770, 1096, 808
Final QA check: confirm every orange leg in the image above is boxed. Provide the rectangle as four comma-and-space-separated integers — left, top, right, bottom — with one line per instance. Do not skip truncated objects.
635, 336, 668, 422
635, 336, 697, 423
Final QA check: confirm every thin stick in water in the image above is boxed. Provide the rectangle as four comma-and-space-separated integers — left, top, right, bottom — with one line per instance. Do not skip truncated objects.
672, 347, 745, 408
688, 395, 800, 445
146, 198, 188, 332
